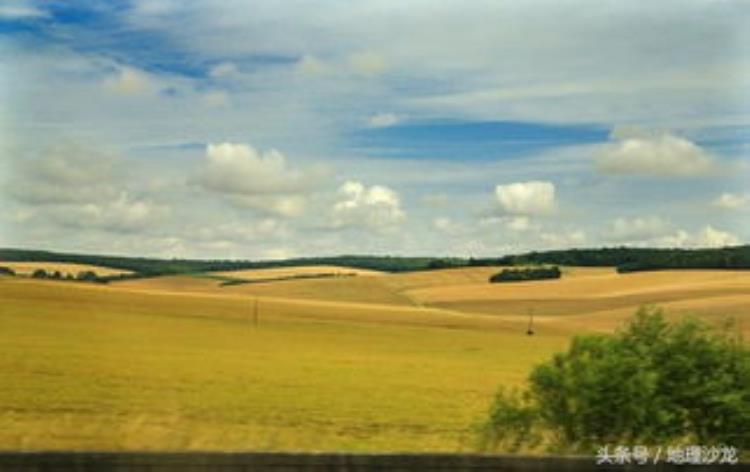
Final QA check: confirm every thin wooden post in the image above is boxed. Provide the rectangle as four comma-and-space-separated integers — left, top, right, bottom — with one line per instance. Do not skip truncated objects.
526, 308, 535, 336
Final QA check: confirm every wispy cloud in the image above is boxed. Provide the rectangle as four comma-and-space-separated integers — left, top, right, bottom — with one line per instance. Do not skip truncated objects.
1, 0, 747, 256
0, 2, 48, 19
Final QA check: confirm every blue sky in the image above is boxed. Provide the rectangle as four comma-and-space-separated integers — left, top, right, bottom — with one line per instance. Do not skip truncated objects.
351, 121, 609, 160
1, 0, 748, 259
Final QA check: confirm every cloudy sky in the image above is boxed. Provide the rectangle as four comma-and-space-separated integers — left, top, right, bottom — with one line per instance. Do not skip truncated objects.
1, 0, 748, 259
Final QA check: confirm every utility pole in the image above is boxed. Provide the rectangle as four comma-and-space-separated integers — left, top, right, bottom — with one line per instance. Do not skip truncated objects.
526, 307, 535, 336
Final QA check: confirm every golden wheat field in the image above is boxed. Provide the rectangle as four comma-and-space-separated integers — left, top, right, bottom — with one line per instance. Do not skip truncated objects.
0, 265, 748, 451
0, 262, 131, 277
213, 265, 385, 279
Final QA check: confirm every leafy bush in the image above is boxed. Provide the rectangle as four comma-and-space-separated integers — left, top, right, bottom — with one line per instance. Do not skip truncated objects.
0, 266, 15, 276
31, 269, 48, 279
489, 266, 561, 283
76, 270, 100, 282
480, 307, 750, 452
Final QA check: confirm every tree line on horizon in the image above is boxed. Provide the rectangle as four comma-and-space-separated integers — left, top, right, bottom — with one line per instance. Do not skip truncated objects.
1, 245, 748, 278
0, 266, 139, 284
473, 246, 750, 272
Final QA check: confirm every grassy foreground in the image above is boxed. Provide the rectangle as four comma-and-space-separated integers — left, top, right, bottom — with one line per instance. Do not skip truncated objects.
0, 277, 565, 451
2, 264, 748, 452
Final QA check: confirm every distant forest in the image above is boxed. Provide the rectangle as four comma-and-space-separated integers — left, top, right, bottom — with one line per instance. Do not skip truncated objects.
0, 248, 464, 277
1, 245, 749, 279
479, 246, 750, 272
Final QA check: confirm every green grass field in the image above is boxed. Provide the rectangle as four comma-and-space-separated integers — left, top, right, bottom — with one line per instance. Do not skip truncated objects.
1, 265, 748, 451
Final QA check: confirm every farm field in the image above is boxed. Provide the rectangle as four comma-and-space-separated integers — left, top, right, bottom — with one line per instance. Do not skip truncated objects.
0, 265, 748, 451
213, 265, 385, 279
118, 268, 415, 306
0, 261, 131, 277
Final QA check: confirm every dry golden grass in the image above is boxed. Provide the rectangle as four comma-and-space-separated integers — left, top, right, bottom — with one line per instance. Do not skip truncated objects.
114, 275, 225, 294
431, 269, 750, 301
407, 269, 750, 331
0, 261, 131, 277
213, 265, 384, 280
221, 276, 415, 306
380, 266, 509, 293
113, 266, 750, 333
381, 266, 611, 293
1, 264, 748, 451
117, 273, 416, 306
0, 277, 566, 451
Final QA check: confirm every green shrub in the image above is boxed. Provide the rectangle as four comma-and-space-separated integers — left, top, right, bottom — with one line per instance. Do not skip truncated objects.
76, 270, 99, 282
481, 307, 750, 452
489, 266, 561, 283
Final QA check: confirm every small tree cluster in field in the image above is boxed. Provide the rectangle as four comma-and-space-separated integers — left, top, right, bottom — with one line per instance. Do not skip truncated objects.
28, 268, 109, 283
75, 270, 99, 282
31, 269, 66, 280
489, 266, 561, 283
480, 307, 750, 453
0, 266, 15, 276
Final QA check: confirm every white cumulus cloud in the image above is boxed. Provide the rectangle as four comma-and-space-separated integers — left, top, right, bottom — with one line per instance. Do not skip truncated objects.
348, 51, 388, 76
295, 54, 328, 76
494, 181, 556, 216
432, 216, 463, 235
192, 143, 323, 218
232, 195, 306, 218
57, 192, 168, 233
713, 192, 748, 209
209, 62, 238, 78
596, 127, 717, 177
191, 219, 288, 244
506, 216, 532, 232
5, 141, 168, 234
193, 142, 319, 196
103, 67, 153, 95
203, 90, 229, 108
8, 142, 119, 205
331, 180, 405, 232
601, 216, 742, 248
605, 216, 673, 242
540, 229, 586, 248
692, 225, 741, 248
368, 113, 400, 128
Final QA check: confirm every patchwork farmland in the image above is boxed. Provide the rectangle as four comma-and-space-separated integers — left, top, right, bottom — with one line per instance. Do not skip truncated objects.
1, 259, 748, 451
